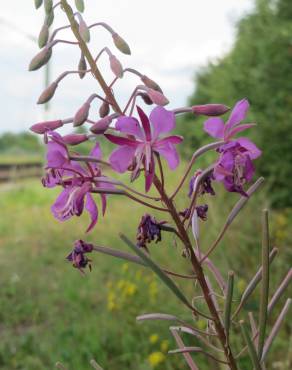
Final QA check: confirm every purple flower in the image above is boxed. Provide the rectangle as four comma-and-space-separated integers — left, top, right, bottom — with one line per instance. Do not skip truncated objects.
66, 240, 94, 272
188, 170, 215, 198
196, 204, 208, 220
136, 214, 165, 250
105, 106, 183, 192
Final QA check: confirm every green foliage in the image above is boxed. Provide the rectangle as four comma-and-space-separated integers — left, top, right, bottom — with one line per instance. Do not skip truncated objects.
177, 0, 292, 208
0, 132, 42, 157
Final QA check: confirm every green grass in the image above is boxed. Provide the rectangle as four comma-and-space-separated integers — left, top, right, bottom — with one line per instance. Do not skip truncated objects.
0, 172, 291, 370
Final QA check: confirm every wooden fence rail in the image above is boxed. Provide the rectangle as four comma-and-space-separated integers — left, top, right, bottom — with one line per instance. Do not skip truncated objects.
0, 162, 43, 182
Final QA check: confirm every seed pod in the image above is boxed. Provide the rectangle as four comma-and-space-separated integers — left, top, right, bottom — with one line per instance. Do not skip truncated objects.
62, 134, 88, 145
192, 104, 230, 116
141, 75, 163, 93
34, 0, 43, 9
38, 24, 49, 48
112, 33, 131, 55
109, 55, 123, 78
73, 102, 90, 127
99, 101, 110, 118
79, 18, 90, 43
138, 92, 153, 105
30, 120, 63, 134
29, 47, 52, 71
90, 116, 112, 134
75, 0, 85, 12
78, 53, 87, 79
146, 88, 169, 106
37, 82, 58, 104
44, 0, 53, 14
45, 10, 54, 27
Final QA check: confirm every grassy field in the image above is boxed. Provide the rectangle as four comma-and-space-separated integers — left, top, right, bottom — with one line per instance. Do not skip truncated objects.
0, 172, 291, 370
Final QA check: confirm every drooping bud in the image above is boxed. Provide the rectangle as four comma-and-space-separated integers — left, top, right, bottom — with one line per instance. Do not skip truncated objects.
78, 53, 87, 79
73, 102, 91, 127
44, 0, 53, 14
99, 101, 110, 118
109, 55, 123, 78
90, 116, 112, 134
38, 24, 49, 48
146, 88, 169, 106
66, 240, 94, 272
138, 92, 153, 105
192, 104, 230, 116
30, 120, 63, 134
62, 134, 88, 145
75, 0, 85, 12
141, 75, 163, 93
112, 33, 131, 55
34, 0, 43, 9
29, 47, 52, 71
37, 81, 58, 104
45, 10, 54, 27
79, 17, 90, 43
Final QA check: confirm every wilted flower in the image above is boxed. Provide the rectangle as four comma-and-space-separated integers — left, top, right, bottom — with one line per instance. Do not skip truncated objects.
66, 239, 94, 272
188, 171, 215, 198
196, 204, 209, 220
105, 106, 183, 191
136, 214, 166, 250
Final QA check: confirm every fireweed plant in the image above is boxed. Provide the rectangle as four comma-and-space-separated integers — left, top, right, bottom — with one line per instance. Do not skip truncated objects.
29, 1, 291, 369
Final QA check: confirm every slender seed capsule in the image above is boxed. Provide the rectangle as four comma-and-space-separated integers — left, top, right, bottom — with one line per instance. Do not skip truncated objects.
38, 24, 49, 48
75, 0, 85, 12
78, 53, 87, 79
112, 33, 131, 55
29, 47, 52, 71
34, 0, 43, 9
37, 82, 58, 104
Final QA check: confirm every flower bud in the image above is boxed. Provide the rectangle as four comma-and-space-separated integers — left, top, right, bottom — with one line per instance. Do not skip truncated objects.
37, 81, 58, 104
141, 75, 163, 93
62, 134, 88, 145
78, 53, 87, 79
79, 18, 90, 43
112, 33, 131, 55
44, 0, 53, 14
146, 88, 169, 106
99, 101, 110, 118
30, 120, 63, 134
38, 24, 49, 48
29, 47, 52, 71
73, 102, 90, 127
45, 10, 54, 27
192, 104, 230, 116
138, 92, 153, 105
109, 55, 123, 78
75, 0, 85, 12
90, 116, 112, 134
34, 0, 43, 9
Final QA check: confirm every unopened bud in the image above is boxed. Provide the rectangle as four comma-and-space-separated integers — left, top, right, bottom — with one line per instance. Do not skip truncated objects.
44, 0, 53, 14
78, 53, 87, 79
38, 24, 49, 48
75, 0, 85, 12
146, 88, 169, 106
30, 120, 63, 134
45, 10, 54, 27
141, 75, 163, 93
62, 134, 88, 145
99, 101, 110, 118
34, 0, 43, 9
192, 104, 230, 116
73, 102, 90, 127
112, 33, 131, 55
138, 92, 153, 105
90, 116, 112, 134
37, 81, 58, 104
109, 55, 123, 78
79, 18, 90, 43
29, 47, 52, 71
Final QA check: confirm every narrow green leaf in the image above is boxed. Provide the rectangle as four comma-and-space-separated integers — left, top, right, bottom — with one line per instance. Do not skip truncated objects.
239, 320, 261, 370
120, 233, 192, 310
224, 271, 234, 340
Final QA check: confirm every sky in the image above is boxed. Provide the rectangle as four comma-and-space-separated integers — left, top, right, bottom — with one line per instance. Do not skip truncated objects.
0, 0, 253, 134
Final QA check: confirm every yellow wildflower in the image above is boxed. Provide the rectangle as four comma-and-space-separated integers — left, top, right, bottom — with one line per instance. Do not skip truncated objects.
124, 282, 137, 297
197, 320, 206, 330
160, 340, 169, 352
148, 351, 165, 368
149, 333, 159, 344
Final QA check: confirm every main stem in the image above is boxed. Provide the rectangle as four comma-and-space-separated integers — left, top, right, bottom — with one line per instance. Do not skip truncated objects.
60, 0, 122, 114
153, 175, 238, 370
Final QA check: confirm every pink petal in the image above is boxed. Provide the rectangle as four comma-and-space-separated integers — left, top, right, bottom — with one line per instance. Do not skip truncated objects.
204, 117, 225, 139
225, 123, 255, 140
100, 193, 107, 216
149, 106, 175, 139
137, 106, 151, 141
109, 145, 136, 173
104, 133, 139, 147
155, 135, 183, 146
85, 193, 98, 232
90, 142, 102, 159
51, 187, 71, 221
115, 116, 144, 139
237, 137, 262, 159
155, 142, 180, 170
225, 99, 249, 132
